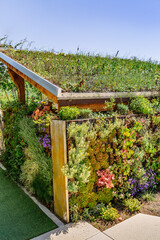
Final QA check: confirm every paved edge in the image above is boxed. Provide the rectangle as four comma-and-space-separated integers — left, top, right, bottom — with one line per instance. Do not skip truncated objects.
31, 222, 74, 240
0, 164, 64, 228
0, 162, 6, 171
21, 186, 64, 227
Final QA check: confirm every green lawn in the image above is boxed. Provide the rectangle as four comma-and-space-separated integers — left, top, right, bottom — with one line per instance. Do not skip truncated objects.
0, 168, 57, 240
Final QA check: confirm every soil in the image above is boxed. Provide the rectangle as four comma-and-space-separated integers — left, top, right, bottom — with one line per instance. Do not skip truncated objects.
140, 191, 160, 217
90, 188, 160, 232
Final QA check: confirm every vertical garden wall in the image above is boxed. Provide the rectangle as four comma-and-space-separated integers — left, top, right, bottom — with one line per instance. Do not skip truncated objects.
51, 114, 160, 221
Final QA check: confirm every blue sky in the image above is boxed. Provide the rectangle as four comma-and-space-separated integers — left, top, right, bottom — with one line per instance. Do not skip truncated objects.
0, 0, 160, 61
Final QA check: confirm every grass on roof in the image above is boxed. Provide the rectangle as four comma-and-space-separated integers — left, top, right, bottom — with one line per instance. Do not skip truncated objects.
2, 48, 160, 93
0, 168, 57, 240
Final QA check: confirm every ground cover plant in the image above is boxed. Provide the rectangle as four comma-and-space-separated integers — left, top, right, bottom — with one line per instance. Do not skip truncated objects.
1, 48, 160, 93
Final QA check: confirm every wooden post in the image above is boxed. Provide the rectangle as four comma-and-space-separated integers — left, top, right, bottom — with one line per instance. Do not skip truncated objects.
8, 68, 25, 104
50, 120, 69, 223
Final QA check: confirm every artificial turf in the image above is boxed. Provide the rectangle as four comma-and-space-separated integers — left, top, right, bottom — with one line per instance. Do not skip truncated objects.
0, 168, 57, 240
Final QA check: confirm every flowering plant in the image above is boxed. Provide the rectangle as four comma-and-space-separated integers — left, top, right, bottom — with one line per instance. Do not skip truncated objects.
97, 169, 115, 189
38, 134, 51, 149
129, 169, 156, 196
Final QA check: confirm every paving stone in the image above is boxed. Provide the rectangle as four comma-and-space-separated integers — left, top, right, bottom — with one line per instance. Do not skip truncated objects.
49, 221, 100, 240
103, 213, 160, 240
87, 232, 112, 240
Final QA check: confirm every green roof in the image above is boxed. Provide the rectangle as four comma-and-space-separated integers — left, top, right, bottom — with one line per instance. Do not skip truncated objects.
2, 48, 160, 93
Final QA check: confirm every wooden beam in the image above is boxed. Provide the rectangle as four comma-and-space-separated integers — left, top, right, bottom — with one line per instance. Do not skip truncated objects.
8, 68, 25, 104
0, 57, 58, 104
50, 120, 69, 223
58, 98, 130, 112
58, 91, 160, 111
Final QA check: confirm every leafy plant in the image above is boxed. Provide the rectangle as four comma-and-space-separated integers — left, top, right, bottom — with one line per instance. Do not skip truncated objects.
82, 208, 95, 221
1, 101, 37, 180
91, 203, 105, 216
19, 117, 53, 204
100, 203, 119, 221
58, 106, 92, 120
129, 170, 157, 196
124, 198, 142, 213
104, 98, 115, 111
141, 192, 154, 202
130, 96, 155, 114
70, 204, 80, 222
117, 103, 129, 114
59, 107, 80, 120
62, 122, 92, 193
97, 169, 114, 189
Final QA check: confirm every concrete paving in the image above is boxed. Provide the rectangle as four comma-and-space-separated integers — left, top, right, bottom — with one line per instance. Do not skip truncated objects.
104, 213, 160, 240
87, 232, 112, 240
33, 213, 160, 240
32, 221, 112, 240
49, 221, 110, 240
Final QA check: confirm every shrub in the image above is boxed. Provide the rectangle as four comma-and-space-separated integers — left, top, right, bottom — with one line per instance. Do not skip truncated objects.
59, 106, 80, 120
130, 96, 155, 114
100, 203, 119, 221
124, 198, 142, 213
82, 208, 95, 221
1, 101, 53, 205
91, 203, 105, 216
104, 97, 115, 111
78, 109, 92, 119
129, 169, 157, 196
19, 117, 53, 204
117, 103, 129, 114
141, 192, 154, 202
59, 106, 92, 120
1, 101, 37, 180
151, 98, 160, 113
97, 169, 114, 189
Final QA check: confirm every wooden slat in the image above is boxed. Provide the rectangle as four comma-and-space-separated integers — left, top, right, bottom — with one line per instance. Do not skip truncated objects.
50, 120, 69, 223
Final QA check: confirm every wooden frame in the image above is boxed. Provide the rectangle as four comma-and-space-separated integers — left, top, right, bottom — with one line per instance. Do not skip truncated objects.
50, 120, 69, 223
8, 68, 25, 103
